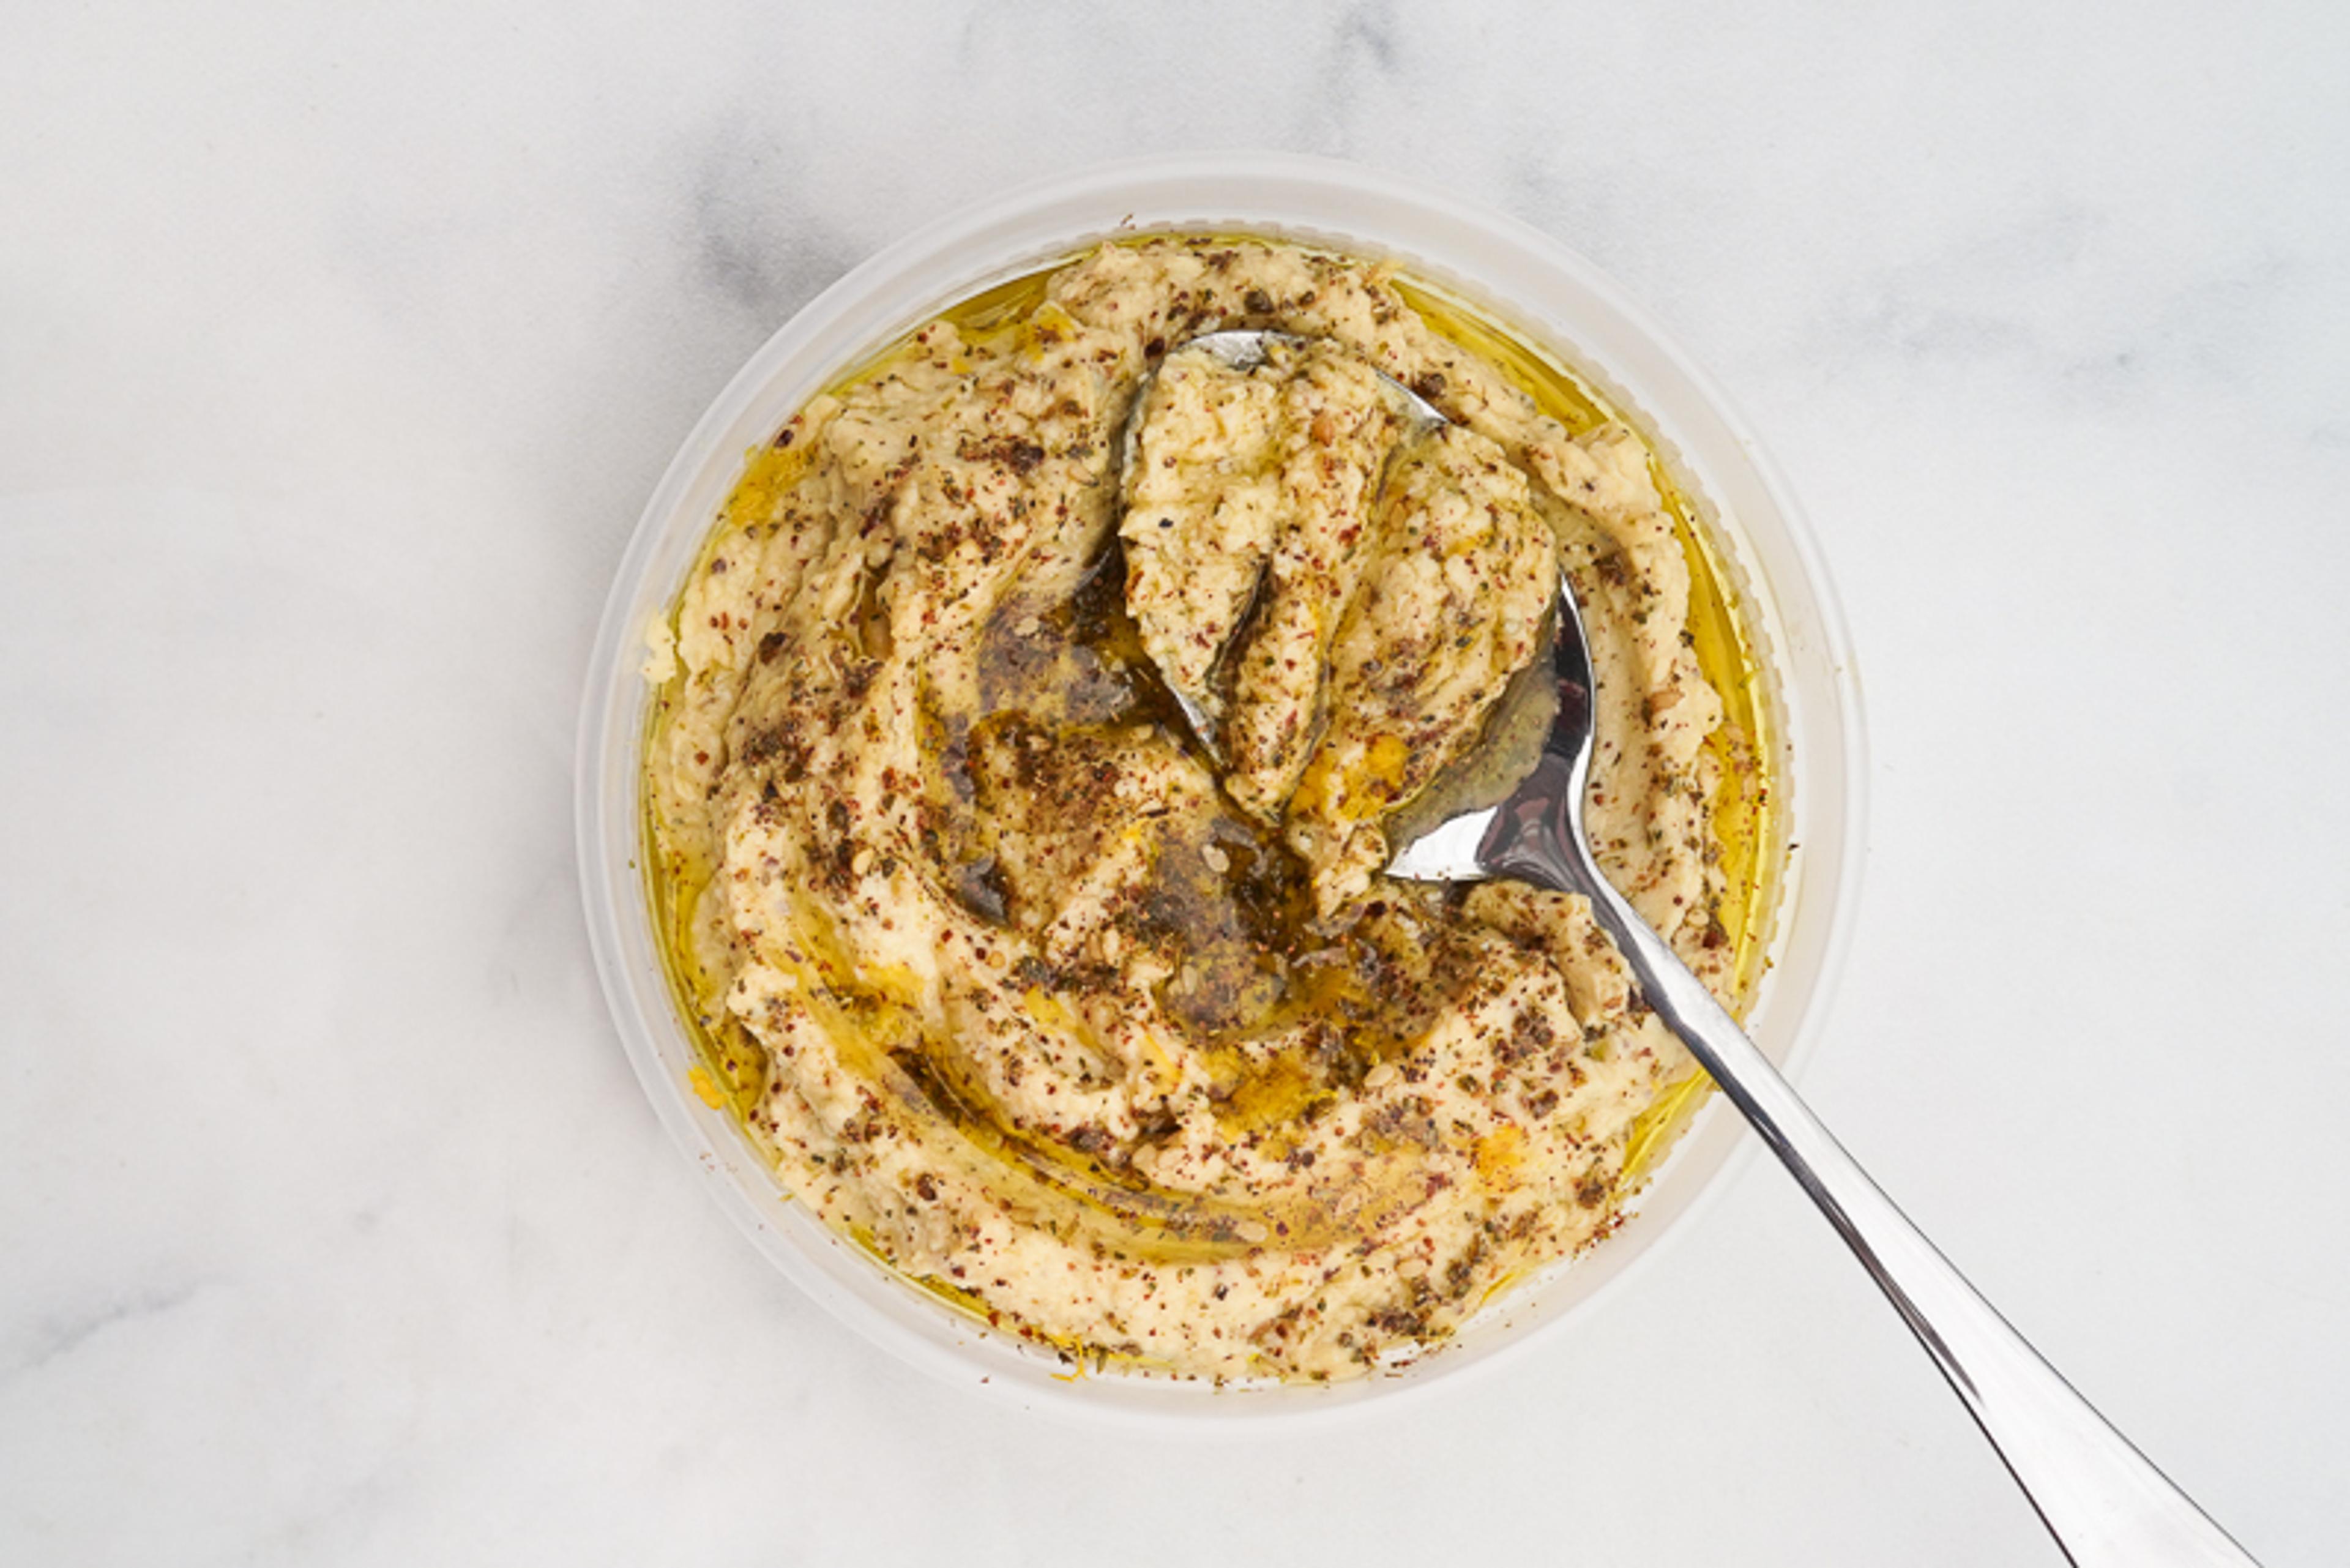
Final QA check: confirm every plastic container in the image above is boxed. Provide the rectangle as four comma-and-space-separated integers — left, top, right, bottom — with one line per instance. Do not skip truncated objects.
576, 152, 1865, 1425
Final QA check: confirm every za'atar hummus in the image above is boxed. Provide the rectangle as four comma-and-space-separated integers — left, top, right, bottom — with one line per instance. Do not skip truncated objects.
643, 236, 1772, 1383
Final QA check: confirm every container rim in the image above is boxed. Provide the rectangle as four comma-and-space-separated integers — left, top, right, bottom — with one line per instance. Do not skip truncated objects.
576, 150, 1868, 1431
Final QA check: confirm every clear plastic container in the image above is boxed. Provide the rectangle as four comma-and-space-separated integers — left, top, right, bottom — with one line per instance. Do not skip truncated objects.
575, 152, 1866, 1426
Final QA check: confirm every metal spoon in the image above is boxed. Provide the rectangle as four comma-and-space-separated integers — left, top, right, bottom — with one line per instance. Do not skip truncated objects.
1120, 340, 2259, 1560
1387, 569, 2260, 1566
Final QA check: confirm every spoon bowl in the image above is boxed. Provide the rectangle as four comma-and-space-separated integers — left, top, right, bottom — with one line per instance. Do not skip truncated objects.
1114, 329, 1457, 760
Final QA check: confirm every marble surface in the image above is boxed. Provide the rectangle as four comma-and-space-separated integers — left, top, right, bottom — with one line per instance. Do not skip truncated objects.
4, 2, 2346, 1562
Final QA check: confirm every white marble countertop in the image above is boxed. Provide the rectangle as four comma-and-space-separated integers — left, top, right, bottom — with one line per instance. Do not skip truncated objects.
5, 2, 2344, 1562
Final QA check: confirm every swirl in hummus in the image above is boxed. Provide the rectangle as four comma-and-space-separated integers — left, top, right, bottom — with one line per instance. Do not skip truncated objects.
644, 237, 1760, 1382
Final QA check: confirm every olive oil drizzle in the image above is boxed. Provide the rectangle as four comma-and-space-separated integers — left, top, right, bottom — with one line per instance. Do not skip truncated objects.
639, 238, 1786, 1310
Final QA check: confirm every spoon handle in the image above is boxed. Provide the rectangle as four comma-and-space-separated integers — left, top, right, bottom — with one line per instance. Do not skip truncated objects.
1512, 806, 2259, 1566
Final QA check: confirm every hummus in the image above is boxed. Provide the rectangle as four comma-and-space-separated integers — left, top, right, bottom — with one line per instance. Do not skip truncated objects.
646, 237, 1761, 1382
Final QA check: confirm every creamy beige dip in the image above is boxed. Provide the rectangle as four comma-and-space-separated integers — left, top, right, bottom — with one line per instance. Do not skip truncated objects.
646, 237, 1749, 1382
